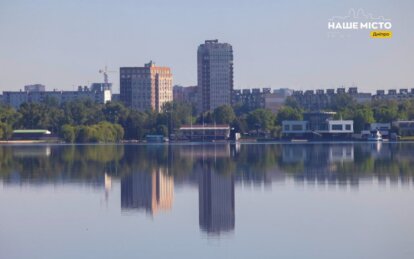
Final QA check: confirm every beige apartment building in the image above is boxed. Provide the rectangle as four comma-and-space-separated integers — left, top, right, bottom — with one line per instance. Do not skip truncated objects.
120, 61, 172, 112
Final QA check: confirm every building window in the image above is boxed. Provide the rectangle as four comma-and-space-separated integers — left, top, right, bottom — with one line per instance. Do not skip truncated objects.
332, 125, 343, 131
284, 125, 290, 131
292, 125, 303, 131
345, 124, 351, 130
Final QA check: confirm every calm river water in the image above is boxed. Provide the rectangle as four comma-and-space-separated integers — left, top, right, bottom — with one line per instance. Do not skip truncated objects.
1, 142, 414, 259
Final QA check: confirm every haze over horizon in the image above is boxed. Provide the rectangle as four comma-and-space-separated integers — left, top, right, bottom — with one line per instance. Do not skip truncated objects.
1, 0, 413, 93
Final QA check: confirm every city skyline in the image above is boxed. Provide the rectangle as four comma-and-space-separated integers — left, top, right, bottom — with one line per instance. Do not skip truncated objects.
1, 0, 413, 94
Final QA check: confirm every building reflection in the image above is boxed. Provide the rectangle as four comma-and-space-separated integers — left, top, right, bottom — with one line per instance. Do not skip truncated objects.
282, 144, 354, 163
278, 143, 414, 187
198, 163, 235, 235
121, 168, 173, 215
12, 145, 52, 157
281, 144, 357, 185
177, 143, 234, 158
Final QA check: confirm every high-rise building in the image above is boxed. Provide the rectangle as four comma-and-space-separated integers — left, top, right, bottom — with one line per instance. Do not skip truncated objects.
197, 40, 233, 112
120, 61, 173, 112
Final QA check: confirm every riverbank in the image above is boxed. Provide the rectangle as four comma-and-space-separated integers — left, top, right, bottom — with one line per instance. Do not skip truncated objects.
0, 140, 62, 144
2, 136, 414, 145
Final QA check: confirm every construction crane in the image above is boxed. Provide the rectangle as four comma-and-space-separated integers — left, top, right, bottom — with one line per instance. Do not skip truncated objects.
99, 66, 116, 90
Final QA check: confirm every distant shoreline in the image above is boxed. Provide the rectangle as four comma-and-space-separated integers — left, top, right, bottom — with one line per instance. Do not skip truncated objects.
1, 139, 414, 146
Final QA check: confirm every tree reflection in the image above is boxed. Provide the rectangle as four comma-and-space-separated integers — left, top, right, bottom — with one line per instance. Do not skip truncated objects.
1, 143, 414, 186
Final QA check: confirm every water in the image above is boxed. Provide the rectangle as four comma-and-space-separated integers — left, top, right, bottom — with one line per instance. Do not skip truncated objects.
1, 142, 414, 259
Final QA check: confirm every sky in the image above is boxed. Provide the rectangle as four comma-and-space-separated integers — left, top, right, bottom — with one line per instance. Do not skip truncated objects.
0, 0, 413, 93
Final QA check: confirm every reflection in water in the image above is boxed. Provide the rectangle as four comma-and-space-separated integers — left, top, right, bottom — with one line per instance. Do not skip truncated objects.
178, 143, 232, 158
281, 144, 357, 185
12, 145, 52, 157
121, 168, 173, 215
198, 163, 235, 235
2, 143, 414, 235
104, 173, 112, 202
282, 144, 354, 163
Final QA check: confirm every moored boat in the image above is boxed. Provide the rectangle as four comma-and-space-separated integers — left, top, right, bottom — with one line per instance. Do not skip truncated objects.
367, 129, 383, 141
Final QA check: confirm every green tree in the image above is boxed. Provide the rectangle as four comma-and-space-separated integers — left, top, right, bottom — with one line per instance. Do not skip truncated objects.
62, 99, 104, 126
213, 105, 236, 124
0, 105, 18, 139
103, 102, 129, 124
373, 100, 399, 122
17, 103, 44, 129
276, 106, 303, 125
339, 106, 375, 133
60, 124, 76, 143
162, 101, 193, 128
233, 102, 252, 116
17, 102, 65, 132
353, 107, 375, 133
76, 126, 96, 143
196, 111, 214, 124
233, 117, 248, 134
112, 123, 124, 141
285, 96, 301, 110
0, 122, 12, 140
330, 94, 356, 110
123, 111, 148, 140
156, 124, 168, 136
0, 105, 20, 127
247, 109, 275, 131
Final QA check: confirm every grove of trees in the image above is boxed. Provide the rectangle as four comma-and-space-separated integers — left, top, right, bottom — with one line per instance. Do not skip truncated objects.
1, 93, 414, 142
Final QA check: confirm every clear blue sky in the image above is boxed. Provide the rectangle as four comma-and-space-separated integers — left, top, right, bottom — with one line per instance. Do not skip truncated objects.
0, 0, 413, 93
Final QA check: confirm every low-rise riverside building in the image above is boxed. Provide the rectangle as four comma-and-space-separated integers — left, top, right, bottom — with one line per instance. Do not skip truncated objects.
370, 123, 391, 138
176, 124, 231, 141
392, 121, 414, 136
282, 112, 353, 139
11, 129, 58, 141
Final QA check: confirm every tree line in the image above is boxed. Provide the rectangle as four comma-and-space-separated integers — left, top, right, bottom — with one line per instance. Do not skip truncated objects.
0, 98, 195, 142
0, 97, 301, 142
0, 94, 413, 142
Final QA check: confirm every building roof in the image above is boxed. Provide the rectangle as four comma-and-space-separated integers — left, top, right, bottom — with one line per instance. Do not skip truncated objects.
179, 124, 230, 130
13, 129, 51, 134
304, 111, 337, 115
282, 120, 308, 123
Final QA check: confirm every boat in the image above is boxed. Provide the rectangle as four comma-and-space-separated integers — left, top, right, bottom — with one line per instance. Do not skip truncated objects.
367, 129, 383, 141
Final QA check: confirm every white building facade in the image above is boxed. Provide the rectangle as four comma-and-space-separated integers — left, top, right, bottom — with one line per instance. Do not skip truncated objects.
282, 112, 353, 139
